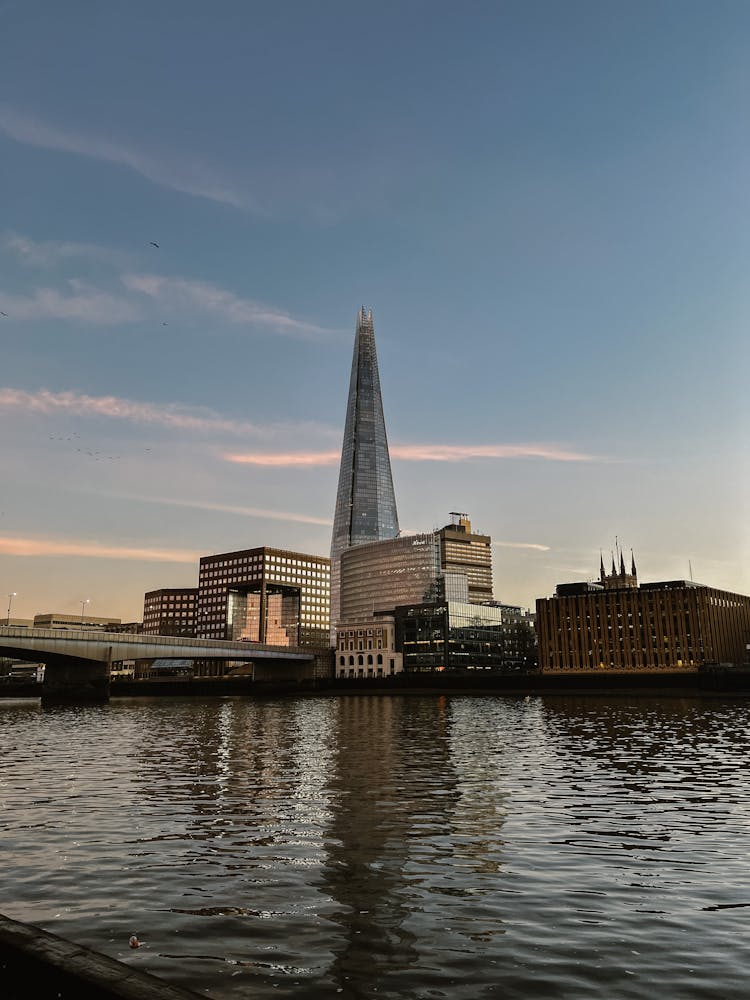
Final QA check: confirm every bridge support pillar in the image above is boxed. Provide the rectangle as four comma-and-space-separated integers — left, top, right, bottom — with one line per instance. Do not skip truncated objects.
41, 657, 110, 705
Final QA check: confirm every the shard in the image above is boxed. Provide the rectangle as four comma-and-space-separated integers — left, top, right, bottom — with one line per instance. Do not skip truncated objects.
330, 307, 399, 632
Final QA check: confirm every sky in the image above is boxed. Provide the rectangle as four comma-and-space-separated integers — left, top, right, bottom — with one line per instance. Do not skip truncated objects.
1, 0, 748, 622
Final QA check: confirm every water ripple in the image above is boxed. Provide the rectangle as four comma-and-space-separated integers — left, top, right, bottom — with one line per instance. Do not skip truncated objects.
1, 693, 749, 998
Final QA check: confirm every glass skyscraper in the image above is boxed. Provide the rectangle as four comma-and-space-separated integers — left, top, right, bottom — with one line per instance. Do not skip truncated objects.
330, 307, 399, 632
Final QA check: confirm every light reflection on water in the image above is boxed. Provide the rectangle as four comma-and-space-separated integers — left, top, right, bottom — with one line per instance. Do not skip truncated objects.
1, 694, 749, 998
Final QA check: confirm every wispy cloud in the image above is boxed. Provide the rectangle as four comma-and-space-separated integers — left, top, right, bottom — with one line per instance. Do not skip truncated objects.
118, 494, 332, 527
0, 105, 250, 209
2, 387, 597, 465
390, 443, 597, 462
0, 387, 334, 439
0, 534, 197, 563
122, 273, 339, 339
1, 230, 126, 267
0, 280, 139, 323
224, 442, 598, 466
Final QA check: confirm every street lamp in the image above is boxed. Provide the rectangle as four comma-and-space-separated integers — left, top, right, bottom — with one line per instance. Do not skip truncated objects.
80, 599, 90, 626
6, 592, 16, 626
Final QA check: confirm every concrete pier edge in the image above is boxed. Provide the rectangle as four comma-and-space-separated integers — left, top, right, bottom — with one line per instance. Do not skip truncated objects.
0, 913, 204, 1000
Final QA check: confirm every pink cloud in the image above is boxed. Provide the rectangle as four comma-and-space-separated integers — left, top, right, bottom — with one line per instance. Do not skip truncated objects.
493, 541, 551, 552
223, 450, 340, 467
224, 442, 596, 466
0, 535, 198, 563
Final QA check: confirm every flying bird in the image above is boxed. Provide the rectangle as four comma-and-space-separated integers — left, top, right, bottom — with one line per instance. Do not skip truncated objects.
0, 311, 7, 317
149, 241, 160, 248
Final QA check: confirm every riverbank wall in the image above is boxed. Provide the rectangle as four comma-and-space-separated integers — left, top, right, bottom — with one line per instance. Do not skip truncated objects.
0, 913, 202, 1000
3, 666, 750, 699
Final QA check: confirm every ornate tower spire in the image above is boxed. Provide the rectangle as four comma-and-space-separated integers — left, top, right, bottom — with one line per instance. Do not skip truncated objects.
330, 308, 399, 634
631, 549, 637, 577
600, 551, 606, 583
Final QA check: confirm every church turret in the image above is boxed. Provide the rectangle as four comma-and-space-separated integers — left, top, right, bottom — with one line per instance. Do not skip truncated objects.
601, 542, 638, 590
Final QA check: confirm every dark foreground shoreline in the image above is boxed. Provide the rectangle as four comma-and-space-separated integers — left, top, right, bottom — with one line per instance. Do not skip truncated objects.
3, 666, 749, 700
0, 913, 202, 1000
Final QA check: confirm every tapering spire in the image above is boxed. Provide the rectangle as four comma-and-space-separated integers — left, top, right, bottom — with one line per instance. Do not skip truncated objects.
330, 308, 399, 634
631, 549, 637, 577
600, 551, 605, 582
611, 551, 616, 576
620, 550, 626, 575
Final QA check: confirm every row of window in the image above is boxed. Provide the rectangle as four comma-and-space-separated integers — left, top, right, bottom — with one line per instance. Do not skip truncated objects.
338, 653, 390, 667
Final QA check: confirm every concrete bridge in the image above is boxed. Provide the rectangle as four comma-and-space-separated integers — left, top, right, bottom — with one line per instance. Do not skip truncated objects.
0, 626, 317, 703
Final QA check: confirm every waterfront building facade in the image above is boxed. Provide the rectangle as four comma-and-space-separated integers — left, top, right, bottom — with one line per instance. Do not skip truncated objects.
142, 588, 198, 636
334, 616, 402, 678
536, 557, 750, 671
330, 307, 400, 633
437, 513, 494, 603
394, 601, 536, 672
197, 546, 330, 647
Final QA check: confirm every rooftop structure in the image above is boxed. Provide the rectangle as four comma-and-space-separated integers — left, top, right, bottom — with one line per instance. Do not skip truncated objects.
437, 513, 494, 603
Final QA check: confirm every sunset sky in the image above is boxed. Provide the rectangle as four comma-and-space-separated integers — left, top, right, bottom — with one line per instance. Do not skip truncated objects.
1, 1, 748, 621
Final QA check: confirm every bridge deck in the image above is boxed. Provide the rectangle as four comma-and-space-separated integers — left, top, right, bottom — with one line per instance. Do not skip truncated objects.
0, 626, 315, 663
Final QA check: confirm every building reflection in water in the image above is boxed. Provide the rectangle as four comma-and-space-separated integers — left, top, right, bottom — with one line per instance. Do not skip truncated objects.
124, 695, 516, 995
319, 694, 513, 996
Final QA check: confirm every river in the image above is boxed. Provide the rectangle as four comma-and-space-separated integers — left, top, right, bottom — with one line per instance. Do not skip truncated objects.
0, 693, 748, 998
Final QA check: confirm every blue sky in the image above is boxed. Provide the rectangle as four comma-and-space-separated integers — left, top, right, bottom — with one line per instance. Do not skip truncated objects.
1, 0, 748, 620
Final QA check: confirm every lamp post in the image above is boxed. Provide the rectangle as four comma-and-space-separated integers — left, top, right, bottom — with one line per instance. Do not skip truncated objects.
80, 598, 90, 626
6, 592, 16, 626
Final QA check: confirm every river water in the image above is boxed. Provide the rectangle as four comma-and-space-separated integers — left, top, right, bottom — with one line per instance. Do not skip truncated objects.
1, 693, 749, 999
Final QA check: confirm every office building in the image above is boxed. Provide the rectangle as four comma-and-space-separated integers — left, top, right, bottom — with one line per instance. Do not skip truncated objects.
142, 588, 198, 636
395, 601, 536, 672
437, 513, 493, 603
330, 307, 400, 632
197, 546, 330, 647
33, 613, 121, 631
339, 533, 440, 623
536, 554, 750, 670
